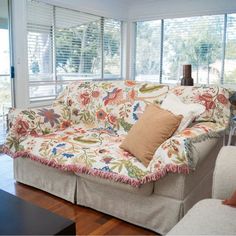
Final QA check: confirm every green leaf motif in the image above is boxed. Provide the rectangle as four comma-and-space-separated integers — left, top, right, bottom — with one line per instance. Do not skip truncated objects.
119, 118, 132, 132
73, 136, 99, 144
139, 84, 165, 93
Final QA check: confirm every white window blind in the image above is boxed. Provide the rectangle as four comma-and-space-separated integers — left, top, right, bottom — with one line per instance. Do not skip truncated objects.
224, 13, 236, 84
27, 1, 56, 101
55, 7, 101, 80
26, 0, 122, 103
135, 14, 236, 85
135, 20, 162, 82
163, 15, 224, 84
103, 19, 121, 78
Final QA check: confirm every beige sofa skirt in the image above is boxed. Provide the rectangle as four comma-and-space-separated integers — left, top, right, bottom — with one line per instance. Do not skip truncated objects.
13, 137, 222, 234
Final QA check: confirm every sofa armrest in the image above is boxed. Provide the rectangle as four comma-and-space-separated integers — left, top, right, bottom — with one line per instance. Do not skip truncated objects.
148, 122, 226, 173
212, 146, 236, 200
5, 105, 70, 152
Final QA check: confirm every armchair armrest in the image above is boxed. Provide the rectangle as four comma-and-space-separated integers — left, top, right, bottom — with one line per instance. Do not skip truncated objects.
5, 105, 70, 152
212, 146, 236, 200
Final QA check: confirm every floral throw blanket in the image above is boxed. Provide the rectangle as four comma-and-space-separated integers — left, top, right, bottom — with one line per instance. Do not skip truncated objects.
2, 81, 230, 187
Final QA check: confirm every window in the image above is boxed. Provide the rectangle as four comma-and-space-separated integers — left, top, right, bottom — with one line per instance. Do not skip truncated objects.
224, 14, 236, 84
135, 14, 236, 85
27, 0, 122, 102
136, 21, 162, 82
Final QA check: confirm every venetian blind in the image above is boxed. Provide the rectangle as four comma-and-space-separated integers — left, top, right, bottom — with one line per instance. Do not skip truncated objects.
55, 7, 102, 80
27, 0, 56, 101
103, 19, 121, 78
135, 20, 162, 82
26, 0, 122, 103
224, 13, 236, 85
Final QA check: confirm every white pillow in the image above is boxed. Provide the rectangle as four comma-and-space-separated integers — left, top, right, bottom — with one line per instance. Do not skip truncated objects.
161, 93, 205, 133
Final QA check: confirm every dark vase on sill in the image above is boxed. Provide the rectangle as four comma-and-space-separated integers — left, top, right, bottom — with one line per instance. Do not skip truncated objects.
181, 64, 194, 86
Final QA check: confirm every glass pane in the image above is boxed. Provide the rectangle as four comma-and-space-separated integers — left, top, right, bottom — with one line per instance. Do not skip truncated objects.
29, 82, 68, 102
29, 83, 57, 101
135, 21, 161, 82
56, 7, 101, 79
0, 75, 11, 143
104, 19, 121, 78
28, 30, 53, 80
0, 0, 10, 75
0, 0, 11, 137
224, 14, 236, 84
163, 15, 224, 84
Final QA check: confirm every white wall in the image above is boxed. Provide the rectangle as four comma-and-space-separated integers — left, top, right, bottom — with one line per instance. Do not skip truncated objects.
40, 0, 129, 20
11, 0, 29, 108
128, 0, 236, 21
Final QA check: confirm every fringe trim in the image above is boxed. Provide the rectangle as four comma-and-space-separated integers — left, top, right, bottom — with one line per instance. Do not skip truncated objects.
2, 145, 189, 188
190, 131, 222, 144
184, 130, 223, 170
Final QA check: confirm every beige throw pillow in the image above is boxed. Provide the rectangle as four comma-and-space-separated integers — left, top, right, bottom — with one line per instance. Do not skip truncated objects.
120, 104, 182, 167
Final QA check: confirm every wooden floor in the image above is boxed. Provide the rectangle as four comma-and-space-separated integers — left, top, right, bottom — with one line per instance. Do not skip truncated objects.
0, 154, 156, 235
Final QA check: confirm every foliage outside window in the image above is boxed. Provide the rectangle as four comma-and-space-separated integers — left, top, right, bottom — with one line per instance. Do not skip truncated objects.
136, 14, 236, 85
27, 0, 121, 102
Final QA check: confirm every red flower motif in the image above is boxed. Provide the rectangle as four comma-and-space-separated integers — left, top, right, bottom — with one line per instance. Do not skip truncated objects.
15, 119, 29, 136
128, 89, 136, 100
103, 88, 123, 106
182, 129, 192, 137
92, 91, 100, 98
199, 93, 213, 102
205, 101, 216, 110
29, 129, 38, 137
217, 94, 228, 105
108, 114, 117, 125
96, 109, 107, 120
101, 156, 112, 164
125, 80, 136, 87
61, 120, 71, 129
80, 92, 90, 106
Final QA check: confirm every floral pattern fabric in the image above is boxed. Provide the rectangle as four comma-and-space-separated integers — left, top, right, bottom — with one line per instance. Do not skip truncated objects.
170, 85, 230, 126
2, 81, 230, 187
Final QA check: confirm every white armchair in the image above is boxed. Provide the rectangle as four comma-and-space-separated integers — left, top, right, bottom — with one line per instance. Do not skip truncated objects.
167, 146, 236, 235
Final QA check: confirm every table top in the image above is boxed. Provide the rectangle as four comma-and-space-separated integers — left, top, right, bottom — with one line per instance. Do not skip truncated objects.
0, 189, 75, 235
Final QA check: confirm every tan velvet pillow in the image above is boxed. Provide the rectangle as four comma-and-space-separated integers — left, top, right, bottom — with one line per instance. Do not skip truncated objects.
222, 190, 236, 207
120, 104, 182, 167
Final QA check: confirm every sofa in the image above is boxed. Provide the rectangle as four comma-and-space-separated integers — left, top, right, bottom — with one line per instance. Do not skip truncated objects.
167, 146, 236, 235
2, 80, 231, 234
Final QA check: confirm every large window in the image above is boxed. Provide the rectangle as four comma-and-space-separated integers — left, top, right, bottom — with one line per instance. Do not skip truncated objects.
135, 14, 236, 85
27, 0, 122, 102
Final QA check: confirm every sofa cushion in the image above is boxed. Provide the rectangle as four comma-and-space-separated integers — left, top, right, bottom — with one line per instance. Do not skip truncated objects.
170, 85, 230, 126
167, 199, 236, 235
120, 104, 182, 167
161, 93, 205, 133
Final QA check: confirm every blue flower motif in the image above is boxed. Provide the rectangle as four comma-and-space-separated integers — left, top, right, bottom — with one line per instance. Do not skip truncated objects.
52, 148, 57, 155
56, 143, 66, 148
133, 102, 140, 112
101, 166, 112, 172
132, 113, 139, 121
62, 153, 74, 158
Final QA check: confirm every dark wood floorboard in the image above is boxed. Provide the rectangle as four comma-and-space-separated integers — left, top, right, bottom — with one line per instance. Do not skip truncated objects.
0, 154, 156, 235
